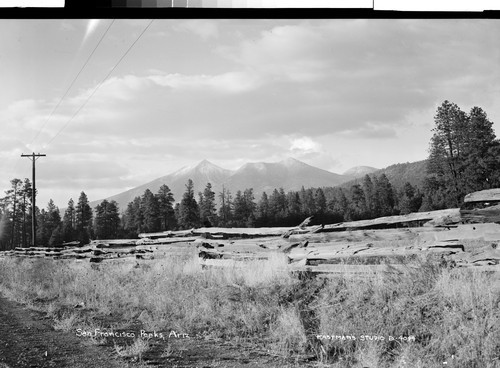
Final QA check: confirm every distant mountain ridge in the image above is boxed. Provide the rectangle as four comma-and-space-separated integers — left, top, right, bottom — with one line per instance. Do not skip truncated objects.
343, 166, 378, 177
90, 158, 379, 211
340, 160, 428, 190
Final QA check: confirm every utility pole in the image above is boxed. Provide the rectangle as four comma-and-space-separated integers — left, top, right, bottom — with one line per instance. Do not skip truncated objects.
21, 152, 46, 247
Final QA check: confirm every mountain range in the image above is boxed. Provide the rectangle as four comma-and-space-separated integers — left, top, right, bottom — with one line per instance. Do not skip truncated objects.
89, 158, 379, 211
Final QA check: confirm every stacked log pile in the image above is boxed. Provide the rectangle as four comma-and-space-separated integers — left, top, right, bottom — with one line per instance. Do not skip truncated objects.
1, 208, 499, 274
195, 220, 500, 275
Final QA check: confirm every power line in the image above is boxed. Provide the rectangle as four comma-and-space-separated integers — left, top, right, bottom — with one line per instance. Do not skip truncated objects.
6, 20, 115, 183
46, 19, 155, 147
29, 19, 116, 150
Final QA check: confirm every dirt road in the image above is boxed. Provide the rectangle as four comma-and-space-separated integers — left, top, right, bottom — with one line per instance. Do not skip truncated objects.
0, 295, 132, 368
0, 295, 308, 368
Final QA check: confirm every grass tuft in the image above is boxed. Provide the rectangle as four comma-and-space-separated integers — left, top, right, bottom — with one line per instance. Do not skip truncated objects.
114, 338, 150, 361
0, 251, 499, 366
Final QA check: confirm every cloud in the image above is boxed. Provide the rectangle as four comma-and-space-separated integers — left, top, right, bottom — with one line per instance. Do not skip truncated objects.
289, 136, 322, 154
217, 20, 500, 134
172, 20, 219, 40
148, 71, 261, 93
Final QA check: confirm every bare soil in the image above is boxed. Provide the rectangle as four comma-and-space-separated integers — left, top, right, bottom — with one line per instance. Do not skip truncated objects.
0, 295, 311, 368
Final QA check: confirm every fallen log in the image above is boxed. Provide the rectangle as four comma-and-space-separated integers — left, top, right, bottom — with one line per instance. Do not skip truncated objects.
193, 227, 290, 238
281, 241, 309, 253
323, 209, 460, 231
463, 188, 500, 203
460, 204, 500, 224
138, 229, 194, 239
136, 237, 198, 245
282, 217, 323, 238
198, 249, 267, 261
92, 239, 138, 248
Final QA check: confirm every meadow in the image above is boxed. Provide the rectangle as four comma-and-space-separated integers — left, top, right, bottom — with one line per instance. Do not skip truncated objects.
0, 249, 499, 368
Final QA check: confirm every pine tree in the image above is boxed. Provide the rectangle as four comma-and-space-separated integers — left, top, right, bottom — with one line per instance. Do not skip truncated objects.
460, 106, 500, 191
35, 199, 61, 246
425, 100, 500, 207
314, 188, 327, 215
375, 174, 395, 216
49, 225, 64, 247
142, 189, 161, 233
0, 201, 11, 250
62, 198, 76, 242
178, 179, 200, 229
46, 199, 62, 243
199, 183, 217, 227
303, 188, 316, 216
257, 192, 270, 226
157, 184, 176, 231
94, 199, 121, 239
233, 190, 245, 226
398, 182, 422, 215
218, 186, 233, 227
327, 188, 348, 221
349, 184, 367, 220
286, 191, 303, 218
243, 188, 257, 227
36, 209, 49, 246
75, 192, 93, 244
362, 175, 375, 218
5, 179, 23, 247
233, 189, 257, 227
20, 179, 33, 247
269, 188, 288, 223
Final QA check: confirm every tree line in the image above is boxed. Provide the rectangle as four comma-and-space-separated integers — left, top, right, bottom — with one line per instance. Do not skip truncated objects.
422, 100, 500, 209
0, 187, 95, 250
1, 100, 497, 248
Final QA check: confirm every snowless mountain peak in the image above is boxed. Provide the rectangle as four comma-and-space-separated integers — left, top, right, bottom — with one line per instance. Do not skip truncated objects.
280, 157, 305, 167
172, 159, 230, 177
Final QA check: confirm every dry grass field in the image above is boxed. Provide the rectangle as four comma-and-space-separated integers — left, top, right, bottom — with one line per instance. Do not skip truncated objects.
0, 244, 499, 367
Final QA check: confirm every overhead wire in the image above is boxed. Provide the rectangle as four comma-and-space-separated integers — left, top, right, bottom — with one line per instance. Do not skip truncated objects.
45, 19, 155, 147
9, 19, 116, 183
29, 19, 116, 151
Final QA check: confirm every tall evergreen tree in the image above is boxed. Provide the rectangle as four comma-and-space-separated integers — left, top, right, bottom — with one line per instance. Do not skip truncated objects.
398, 182, 422, 215
62, 198, 76, 242
362, 175, 376, 218
243, 188, 257, 227
178, 179, 200, 229
20, 179, 33, 247
218, 186, 233, 227
349, 184, 367, 220
460, 106, 500, 192
233, 190, 245, 226
314, 188, 327, 215
375, 174, 395, 216
199, 183, 217, 227
157, 184, 176, 231
0, 201, 11, 250
123, 196, 144, 236
286, 191, 302, 218
94, 199, 121, 239
269, 188, 288, 222
5, 179, 23, 247
36, 199, 62, 246
75, 191, 93, 244
142, 189, 161, 233
257, 192, 270, 226
425, 100, 500, 207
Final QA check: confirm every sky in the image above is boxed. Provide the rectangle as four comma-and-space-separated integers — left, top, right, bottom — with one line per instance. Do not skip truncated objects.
1, 19, 499, 209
